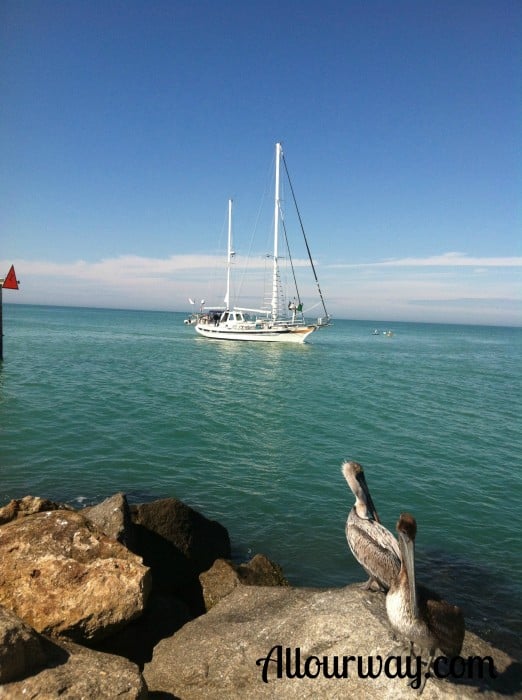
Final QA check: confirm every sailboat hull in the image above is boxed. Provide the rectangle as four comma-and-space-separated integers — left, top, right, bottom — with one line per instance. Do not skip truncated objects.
195, 322, 317, 343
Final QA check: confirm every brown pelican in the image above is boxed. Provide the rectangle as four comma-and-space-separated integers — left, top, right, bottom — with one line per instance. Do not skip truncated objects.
386, 513, 465, 693
342, 461, 401, 591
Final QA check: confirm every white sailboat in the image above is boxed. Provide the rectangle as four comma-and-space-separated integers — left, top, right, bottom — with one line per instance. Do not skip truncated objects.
195, 143, 330, 343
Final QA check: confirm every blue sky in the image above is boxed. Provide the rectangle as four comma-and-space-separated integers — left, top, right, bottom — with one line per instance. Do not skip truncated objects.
1, 0, 520, 325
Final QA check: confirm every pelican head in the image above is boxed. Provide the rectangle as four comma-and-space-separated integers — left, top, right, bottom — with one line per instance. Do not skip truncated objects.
397, 512, 418, 618
342, 461, 380, 522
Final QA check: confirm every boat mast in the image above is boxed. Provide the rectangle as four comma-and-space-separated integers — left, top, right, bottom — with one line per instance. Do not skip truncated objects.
271, 143, 282, 320
224, 198, 233, 310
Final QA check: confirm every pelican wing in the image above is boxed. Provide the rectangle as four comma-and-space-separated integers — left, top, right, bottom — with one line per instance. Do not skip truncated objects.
346, 509, 401, 590
424, 598, 465, 657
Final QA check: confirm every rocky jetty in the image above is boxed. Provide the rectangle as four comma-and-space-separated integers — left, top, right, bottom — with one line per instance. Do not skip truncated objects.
0, 494, 520, 699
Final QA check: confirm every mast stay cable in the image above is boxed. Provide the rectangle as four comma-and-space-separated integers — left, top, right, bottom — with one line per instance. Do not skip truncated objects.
281, 151, 330, 322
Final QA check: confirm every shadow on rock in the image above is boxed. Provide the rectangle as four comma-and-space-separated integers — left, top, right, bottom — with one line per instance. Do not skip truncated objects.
92, 591, 192, 668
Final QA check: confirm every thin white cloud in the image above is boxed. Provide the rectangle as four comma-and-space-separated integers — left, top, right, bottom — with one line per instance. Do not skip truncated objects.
4, 255, 225, 279
331, 252, 522, 268
3, 253, 310, 281
5, 252, 520, 285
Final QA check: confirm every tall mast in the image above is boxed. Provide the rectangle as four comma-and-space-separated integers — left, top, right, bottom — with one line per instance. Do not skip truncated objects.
271, 143, 282, 320
224, 198, 233, 310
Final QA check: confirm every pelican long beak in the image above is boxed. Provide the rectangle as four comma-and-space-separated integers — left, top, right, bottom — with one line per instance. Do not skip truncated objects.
357, 473, 381, 523
399, 531, 418, 619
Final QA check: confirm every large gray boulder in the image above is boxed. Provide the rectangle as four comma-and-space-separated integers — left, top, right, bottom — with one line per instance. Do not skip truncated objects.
0, 509, 151, 642
0, 636, 148, 699
143, 584, 518, 699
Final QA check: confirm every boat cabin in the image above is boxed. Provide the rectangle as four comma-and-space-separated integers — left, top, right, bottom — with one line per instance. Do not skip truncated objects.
219, 311, 247, 324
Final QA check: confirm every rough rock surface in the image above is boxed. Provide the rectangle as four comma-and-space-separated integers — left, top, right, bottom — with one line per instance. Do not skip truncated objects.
143, 584, 520, 699
0, 605, 47, 683
130, 497, 231, 574
0, 509, 151, 642
0, 636, 148, 699
129, 497, 231, 616
82, 492, 134, 547
240, 553, 289, 586
200, 555, 288, 609
0, 496, 71, 525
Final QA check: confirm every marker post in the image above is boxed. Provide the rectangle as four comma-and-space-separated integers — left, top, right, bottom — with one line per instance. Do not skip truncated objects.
1, 265, 20, 361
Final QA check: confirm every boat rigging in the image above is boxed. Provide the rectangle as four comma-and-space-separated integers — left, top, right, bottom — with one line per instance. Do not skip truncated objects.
194, 143, 331, 343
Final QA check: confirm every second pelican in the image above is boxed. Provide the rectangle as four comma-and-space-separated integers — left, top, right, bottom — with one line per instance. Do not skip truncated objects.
386, 513, 465, 693
342, 461, 401, 591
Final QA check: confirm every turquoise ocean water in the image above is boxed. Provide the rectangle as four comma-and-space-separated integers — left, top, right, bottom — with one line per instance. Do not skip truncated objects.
1, 304, 521, 659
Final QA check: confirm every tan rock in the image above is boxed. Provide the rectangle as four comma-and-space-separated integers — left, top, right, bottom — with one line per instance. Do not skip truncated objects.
0, 510, 151, 642
199, 559, 241, 609
0, 496, 71, 525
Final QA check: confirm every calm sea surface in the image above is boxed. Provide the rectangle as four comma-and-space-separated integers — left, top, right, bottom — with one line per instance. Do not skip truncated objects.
1, 304, 521, 659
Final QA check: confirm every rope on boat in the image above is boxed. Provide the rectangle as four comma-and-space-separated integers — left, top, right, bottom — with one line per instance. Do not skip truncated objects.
281, 151, 331, 323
